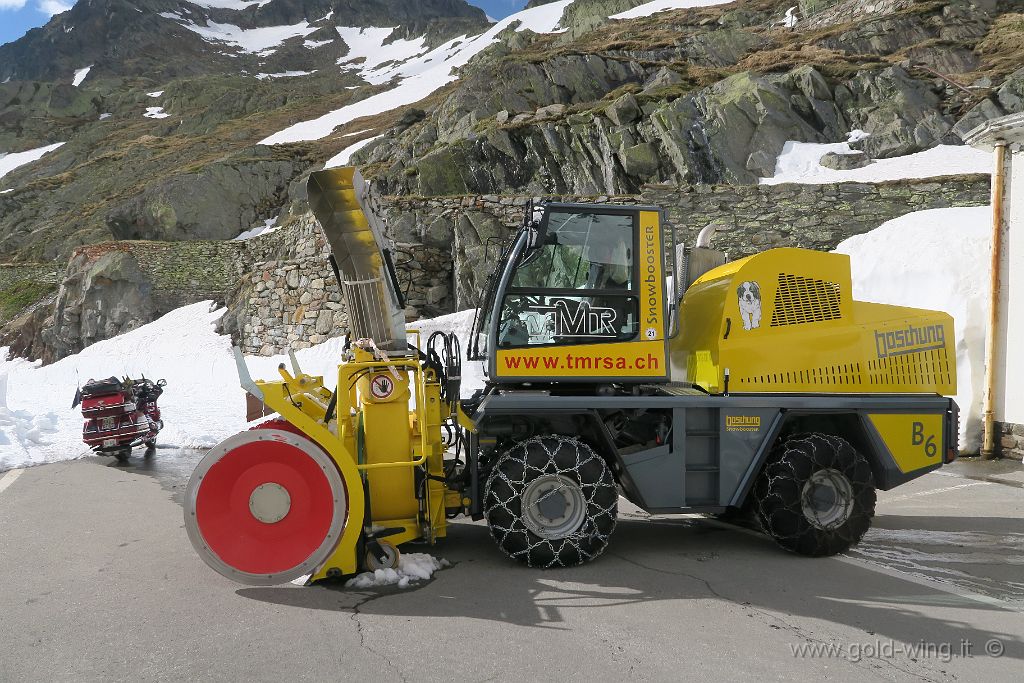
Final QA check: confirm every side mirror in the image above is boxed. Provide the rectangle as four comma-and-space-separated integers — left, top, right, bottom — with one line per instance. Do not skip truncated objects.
157, 379, 167, 387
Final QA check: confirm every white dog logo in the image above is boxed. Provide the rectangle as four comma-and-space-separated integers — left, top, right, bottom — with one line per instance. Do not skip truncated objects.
737, 281, 762, 330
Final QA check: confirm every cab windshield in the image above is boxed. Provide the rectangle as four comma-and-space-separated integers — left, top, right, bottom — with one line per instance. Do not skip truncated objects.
512, 212, 634, 290
496, 209, 639, 349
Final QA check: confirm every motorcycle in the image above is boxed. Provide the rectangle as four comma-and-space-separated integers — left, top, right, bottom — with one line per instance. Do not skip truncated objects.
76, 376, 166, 463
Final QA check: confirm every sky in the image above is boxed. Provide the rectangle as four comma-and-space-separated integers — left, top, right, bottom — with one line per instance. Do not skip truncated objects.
0, 1, 530, 47
0, 0, 73, 47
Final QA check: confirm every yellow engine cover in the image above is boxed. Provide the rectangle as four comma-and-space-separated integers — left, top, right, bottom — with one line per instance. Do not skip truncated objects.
671, 248, 956, 396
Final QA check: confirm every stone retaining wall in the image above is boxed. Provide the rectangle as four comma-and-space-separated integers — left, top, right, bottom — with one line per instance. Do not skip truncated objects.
997, 422, 1024, 463
23, 174, 991, 358
372, 174, 990, 309
230, 215, 454, 353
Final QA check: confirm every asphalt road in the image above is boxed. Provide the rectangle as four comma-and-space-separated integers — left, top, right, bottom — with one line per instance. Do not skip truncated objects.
1, 451, 1022, 682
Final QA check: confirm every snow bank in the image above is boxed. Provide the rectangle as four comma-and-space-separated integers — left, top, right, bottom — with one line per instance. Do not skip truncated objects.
72, 65, 92, 87
258, 1, 575, 145
406, 309, 486, 392
146, 90, 164, 97
0, 301, 483, 472
835, 206, 991, 450
345, 553, 450, 589
762, 142, 991, 185
0, 303, 347, 471
143, 107, 170, 119
0, 142, 66, 182
611, 0, 731, 20
324, 135, 383, 169
0, 373, 61, 468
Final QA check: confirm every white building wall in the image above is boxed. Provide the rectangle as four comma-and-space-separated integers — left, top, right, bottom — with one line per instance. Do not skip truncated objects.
996, 145, 1024, 423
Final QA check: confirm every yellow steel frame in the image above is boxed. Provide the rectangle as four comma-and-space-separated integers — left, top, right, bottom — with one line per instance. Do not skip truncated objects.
253, 345, 449, 580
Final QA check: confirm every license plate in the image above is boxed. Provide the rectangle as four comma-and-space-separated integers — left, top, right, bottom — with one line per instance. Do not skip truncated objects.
101, 417, 116, 430
103, 439, 118, 447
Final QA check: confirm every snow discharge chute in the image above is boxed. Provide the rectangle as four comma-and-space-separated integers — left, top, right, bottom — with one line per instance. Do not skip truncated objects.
307, 166, 408, 353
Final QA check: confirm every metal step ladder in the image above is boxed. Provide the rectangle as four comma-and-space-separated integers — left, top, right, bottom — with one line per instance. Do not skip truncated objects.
683, 407, 720, 506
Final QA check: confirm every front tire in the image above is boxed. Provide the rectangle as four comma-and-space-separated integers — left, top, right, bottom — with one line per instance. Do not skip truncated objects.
754, 433, 876, 557
484, 436, 617, 568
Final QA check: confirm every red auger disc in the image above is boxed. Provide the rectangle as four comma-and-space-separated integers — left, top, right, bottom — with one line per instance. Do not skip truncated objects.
184, 429, 347, 585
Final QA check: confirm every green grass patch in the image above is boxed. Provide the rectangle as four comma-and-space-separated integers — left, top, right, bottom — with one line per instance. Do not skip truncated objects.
0, 280, 57, 324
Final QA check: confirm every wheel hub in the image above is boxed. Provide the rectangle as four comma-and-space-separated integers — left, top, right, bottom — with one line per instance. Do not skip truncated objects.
801, 468, 854, 530
184, 428, 347, 585
249, 482, 291, 524
522, 474, 586, 539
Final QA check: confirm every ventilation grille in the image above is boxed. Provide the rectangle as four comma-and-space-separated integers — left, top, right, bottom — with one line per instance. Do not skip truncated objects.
867, 348, 954, 389
738, 364, 863, 388
770, 273, 842, 327
737, 348, 953, 391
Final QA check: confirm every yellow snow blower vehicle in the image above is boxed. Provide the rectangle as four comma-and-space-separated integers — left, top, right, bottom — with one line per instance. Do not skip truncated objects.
185, 167, 959, 584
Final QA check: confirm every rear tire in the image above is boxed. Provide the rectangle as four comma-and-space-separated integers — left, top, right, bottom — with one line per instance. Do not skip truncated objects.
754, 433, 875, 557
484, 436, 617, 568
114, 448, 131, 464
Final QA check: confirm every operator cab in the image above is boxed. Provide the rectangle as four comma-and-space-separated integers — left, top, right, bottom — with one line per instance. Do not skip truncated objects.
471, 202, 674, 385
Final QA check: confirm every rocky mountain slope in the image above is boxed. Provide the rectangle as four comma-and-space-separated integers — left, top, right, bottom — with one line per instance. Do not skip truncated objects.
0, 0, 488, 262
1, 0, 1022, 362
358, 0, 1024, 194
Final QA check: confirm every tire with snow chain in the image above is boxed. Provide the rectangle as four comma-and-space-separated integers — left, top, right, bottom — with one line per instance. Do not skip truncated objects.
483, 436, 618, 568
754, 433, 876, 557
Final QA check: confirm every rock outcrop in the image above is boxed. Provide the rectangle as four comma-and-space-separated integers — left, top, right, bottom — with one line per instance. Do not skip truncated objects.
362, 0, 1020, 195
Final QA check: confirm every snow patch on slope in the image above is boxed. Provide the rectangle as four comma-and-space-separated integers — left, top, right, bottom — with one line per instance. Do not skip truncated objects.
161, 16, 319, 55
259, 1, 575, 145
188, 0, 271, 9
834, 206, 991, 450
762, 142, 991, 185
144, 107, 170, 119
233, 218, 278, 241
255, 71, 316, 80
324, 135, 383, 168
0, 374, 60, 468
335, 26, 429, 85
72, 65, 92, 86
0, 142, 66, 181
611, 0, 731, 20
